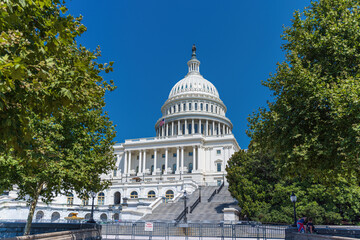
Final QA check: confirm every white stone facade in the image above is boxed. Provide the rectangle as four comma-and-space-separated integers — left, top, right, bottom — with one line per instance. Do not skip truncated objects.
0, 46, 240, 222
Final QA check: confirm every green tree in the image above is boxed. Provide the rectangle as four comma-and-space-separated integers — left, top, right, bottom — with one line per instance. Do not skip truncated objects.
0, 0, 116, 234
226, 148, 360, 224
247, 0, 360, 181
0, 0, 113, 153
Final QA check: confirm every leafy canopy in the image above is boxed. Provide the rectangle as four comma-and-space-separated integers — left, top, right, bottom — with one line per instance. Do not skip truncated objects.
247, 0, 360, 181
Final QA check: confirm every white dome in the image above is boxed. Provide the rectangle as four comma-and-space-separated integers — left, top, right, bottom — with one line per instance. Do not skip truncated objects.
168, 74, 220, 99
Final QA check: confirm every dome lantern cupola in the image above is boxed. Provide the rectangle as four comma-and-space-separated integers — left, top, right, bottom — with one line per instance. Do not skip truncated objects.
187, 44, 200, 74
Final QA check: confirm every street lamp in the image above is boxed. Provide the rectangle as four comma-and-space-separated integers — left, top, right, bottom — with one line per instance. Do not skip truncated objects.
87, 191, 96, 224
290, 192, 297, 227
183, 190, 187, 223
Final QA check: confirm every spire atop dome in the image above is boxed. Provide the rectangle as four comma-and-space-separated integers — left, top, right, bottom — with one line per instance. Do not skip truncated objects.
187, 44, 200, 74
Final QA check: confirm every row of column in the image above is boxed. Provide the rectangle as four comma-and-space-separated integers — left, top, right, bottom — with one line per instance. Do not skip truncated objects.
122, 146, 198, 176
156, 119, 231, 137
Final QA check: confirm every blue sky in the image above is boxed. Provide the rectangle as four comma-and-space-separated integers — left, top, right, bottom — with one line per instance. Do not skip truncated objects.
66, 0, 310, 149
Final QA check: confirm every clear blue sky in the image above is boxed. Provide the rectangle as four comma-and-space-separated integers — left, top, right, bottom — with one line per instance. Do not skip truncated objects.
66, 0, 310, 149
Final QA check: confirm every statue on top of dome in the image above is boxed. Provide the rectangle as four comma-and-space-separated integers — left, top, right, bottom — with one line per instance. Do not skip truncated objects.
192, 44, 196, 57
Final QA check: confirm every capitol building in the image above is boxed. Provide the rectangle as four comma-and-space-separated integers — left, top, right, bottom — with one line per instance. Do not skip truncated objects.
0, 46, 240, 222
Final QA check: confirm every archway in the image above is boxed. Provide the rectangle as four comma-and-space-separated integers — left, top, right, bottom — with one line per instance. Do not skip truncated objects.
35, 211, 44, 222
100, 213, 107, 222
114, 192, 121, 205
51, 212, 60, 222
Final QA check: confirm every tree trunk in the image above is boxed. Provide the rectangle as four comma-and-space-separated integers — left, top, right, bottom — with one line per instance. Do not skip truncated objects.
24, 183, 44, 236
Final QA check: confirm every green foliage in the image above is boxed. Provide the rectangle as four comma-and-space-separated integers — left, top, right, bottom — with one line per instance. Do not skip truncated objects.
0, 0, 115, 153
0, 0, 116, 234
226, 149, 360, 224
247, 0, 360, 181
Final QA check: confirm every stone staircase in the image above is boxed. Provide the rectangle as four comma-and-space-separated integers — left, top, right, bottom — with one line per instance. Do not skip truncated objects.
141, 185, 238, 222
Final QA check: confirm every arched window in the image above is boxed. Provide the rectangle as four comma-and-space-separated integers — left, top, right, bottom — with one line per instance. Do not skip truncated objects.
188, 163, 193, 173
173, 164, 177, 174
173, 106, 176, 113
84, 213, 91, 220
148, 190, 156, 198
195, 103, 197, 110
82, 197, 89, 206
51, 212, 60, 222
189, 103, 192, 110
211, 105, 213, 112
165, 190, 174, 200
100, 213, 107, 222
206, 104, 208, 111
178, 104, 180, 112
183, 103, 186, 111
130, 191, 138, 199
114, 192, 121, 205
67, 193, 74, 206
151, 165, 154, 174
35, 211, 44, 222
113, 213, 119, 220
97, 192, 105, 205
200, 103, 203, 110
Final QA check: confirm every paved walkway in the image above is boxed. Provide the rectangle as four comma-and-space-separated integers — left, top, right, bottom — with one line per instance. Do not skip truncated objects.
102, 235, 284, 240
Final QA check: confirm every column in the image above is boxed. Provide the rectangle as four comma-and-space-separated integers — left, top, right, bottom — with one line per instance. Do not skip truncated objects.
199, 119, 202, 134
153, 149, 157, 175
185, 119, 188, 135
223, 124, 225, 135
218, 122, 221, 135
192, 119, 195, 134
124, 152, 128, 176
212, 121, 215, 136
193, 146, 196, 172
143, 150, 146, 174
205, 120, 208, 136
178, 120, 181, 136
166, 124, 169, 137
128, 151, 132, 174
171, 121, 174, 136
164, 148, 168, 174
138, 150, 142, 174
176, 147, 180, 174
181, 147, 184, 175
162, 125, 164, 137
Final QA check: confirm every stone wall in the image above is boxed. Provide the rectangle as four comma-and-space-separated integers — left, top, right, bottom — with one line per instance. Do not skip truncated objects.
0, 222, 100, 239
285, 227, 360, 240
4, 228, 101, 240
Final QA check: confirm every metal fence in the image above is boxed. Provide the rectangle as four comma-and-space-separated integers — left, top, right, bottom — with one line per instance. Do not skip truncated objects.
101, 222, 286, 239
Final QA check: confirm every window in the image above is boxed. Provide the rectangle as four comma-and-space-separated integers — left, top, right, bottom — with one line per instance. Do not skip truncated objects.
114, 192, 121, 205
173, 153, 177, 157
98, 192, 105, 205
183, 103, 186, 111
162, 164, 165, 174
173, 164, 177, 174
217, 180, 222, 186
82, 197, 89, 206
206, 104, 208, 111
188, 124, 192, 134
217, 163, 222, 172
165, 190, 174, 200
151, 155, 154, 159
200, 103, 203, 110
211, 105, 213, 112
113, 169, 117, 177
178, 104, 181, 112
162, 154, 165, 158
215, 106, 218, 113
188, 163, 193, 173
195, 124, 198, 133
67, 193, 74, 206
130, 191, 138, 199
136, 166, 139, 174
217, 150, 221, 155
148, 190, 156, 198
173, 106, 176, 113
189, 103, 192, 110
151, 165, 154, 174
137, 155, 139, 160
195, 103, 197, 110
189, 152, 193, 156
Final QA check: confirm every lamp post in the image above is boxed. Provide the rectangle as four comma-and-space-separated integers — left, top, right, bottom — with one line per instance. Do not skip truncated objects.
87, 191, 96, 223
290, 192, 297, 227
183, 190, 187, 223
